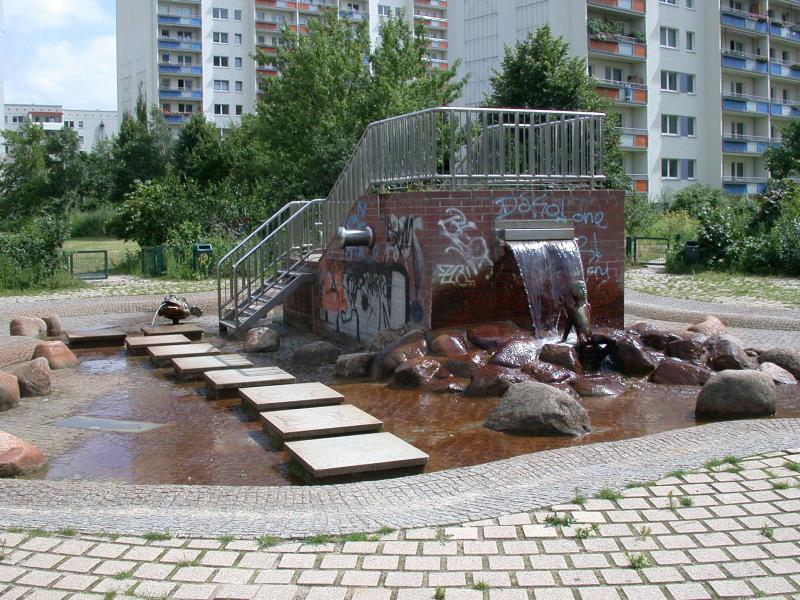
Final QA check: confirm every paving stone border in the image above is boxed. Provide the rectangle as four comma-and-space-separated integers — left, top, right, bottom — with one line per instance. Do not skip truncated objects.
0, 419, 798, 538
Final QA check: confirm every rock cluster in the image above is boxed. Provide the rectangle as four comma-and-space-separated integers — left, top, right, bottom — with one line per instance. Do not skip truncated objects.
9, 314, 63, 339
0, 431, 45, 477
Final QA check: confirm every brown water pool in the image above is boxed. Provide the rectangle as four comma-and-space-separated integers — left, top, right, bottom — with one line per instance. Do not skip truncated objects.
38, 347, 800, 486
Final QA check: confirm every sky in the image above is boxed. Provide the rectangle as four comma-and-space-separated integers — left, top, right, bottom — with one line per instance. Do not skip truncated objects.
4, 0, 117, 110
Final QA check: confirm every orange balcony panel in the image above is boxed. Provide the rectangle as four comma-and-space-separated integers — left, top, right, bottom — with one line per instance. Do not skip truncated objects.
587, 0, 645, 13
635, 179, 648, 193
589, 38, 619, 53
633, 44, 646, 58
438, 62, 449, 70
596, 86, 618, 99
299, 3, 310, 9
257, 22, 278, 30
634, 135, 648, 148
634, 89, 647, 103
633, 0, 645, 12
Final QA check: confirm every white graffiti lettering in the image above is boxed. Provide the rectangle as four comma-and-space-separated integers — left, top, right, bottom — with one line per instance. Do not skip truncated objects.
437, 208, 492, 283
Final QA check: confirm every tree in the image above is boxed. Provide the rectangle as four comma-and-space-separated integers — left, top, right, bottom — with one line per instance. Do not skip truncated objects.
764, 120, 800, 179
485, 26, 629, 191
173, 113, 225, 184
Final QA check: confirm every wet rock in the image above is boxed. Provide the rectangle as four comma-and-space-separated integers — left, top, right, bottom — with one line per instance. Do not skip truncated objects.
572, 375, 625, 397
758, 348, 800, 380
705, 336, 757, 371
688, 315, 726, 337
373, 330, 427, 378
696, 370, 775, 419
466, 322, 530, 351
446, 350, 490, 379
291, 340, 340, 366
591, 327, 627, 345
650, 358, 712, 386
369, 326, 410, 352
577, 343, 613, 373
491, 338, 541, 369
744, 348, 762, 358
392, 357, 442, 389
465, 365, 531, 397
32, 341, 78, 370
485, 381, 590, 436
641, 329, 682, 352
611, 337, 658, 377
11, 357, 51, 397
680, 331, 708, 344
243, 327, 280, 353
540, 344, 583, 374
0, 431, 45, 478
421, 377, 467, 394
334, 352, 375, 378
9, 317, 47, 339
42, 315, 62, 337
521, 360, 575, 384
666, 339, 706, 363
759, 362, 797, 385
429, 332, 468, 358
0, 372, 20, 412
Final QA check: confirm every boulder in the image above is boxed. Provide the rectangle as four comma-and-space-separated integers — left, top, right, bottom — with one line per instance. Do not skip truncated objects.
0, 372, 20, 413
373, 330, 427, 378
32, 341, 78, 370
291, 341, 340, 366
688, 315, 726, 337
9, 317, 47, 339
650, 358, 712, 386
696, 370, 775, 419
759, 362, 797, 385
491, 338, 541, 369
243, 327, 280, 353
0, 431, 45, 478
422, 378, 467, 394
758, 348, 800, 380
539, 344, 583, 374
466, 322, 530, 351
680, 331, 708, 344
334, 352, 375, 378
369, 326, 410, 352
465, 365, 531, 397
572, 375, 625, 397
705, 336, 757, 371
627, 322, 661, 336
429, 332, 468, 358
577, 343, 613, 373
641, 330, 682, 352
521, 360, 575, 384
591, 327, 627, 345
392, 357, 442, 389
666, 339, 706, 363
485, 381, 591, 436
12, 358, 51, 397
446, 350, 490, 379
612, 337, 658, 377
42, 315, 62, 337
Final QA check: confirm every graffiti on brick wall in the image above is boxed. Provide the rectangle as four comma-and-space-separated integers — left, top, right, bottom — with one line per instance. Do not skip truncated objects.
435, 208, 492, 285
385, 214, 424, 323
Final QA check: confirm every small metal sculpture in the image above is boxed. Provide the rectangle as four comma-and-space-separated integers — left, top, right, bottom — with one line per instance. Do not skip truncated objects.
561, 281, 593, 345
152, 295, 203, 325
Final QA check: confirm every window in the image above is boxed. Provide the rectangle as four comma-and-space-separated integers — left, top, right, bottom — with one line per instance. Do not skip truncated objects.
78, 136, 85, 144
212, 7, 228, 19
178, 55, 192, 65
161, 53, 170, 62
731, 122, 745, 136
662, 159, 679, 179
235, 57, 243, 68
686, 117, 696, 136
661, 70, 678, 91
214, 104, 230, 115
686, 74, 695, 93
660, 0, 677, 4
213, 55, 229, 67
236, 105, 243, 116
234, 33, 243, 45
730, 81, 744, 95
235, 81, 243, 92
213, 32, 229, 43
214, 79, 230, 91
234, 9, 242, 20
660, 27, 678, 48
11, 116, 24, 124
604, 66, 623, 82
729, 40, 744, 54
378, 4, 391, 16
686, 31, 695, 51
161, 29, 170, 37
686, 0, 694, 7
64, 121, 75, 128
687, 160, 696, 179
161, 78, 171, 88
661, 115, 679, 135
731, 162, 744, 178
78, 121, 84, 128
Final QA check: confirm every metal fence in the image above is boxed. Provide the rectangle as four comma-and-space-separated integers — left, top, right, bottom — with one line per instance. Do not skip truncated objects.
627, 237, 670, 265
63, 250, 109, 280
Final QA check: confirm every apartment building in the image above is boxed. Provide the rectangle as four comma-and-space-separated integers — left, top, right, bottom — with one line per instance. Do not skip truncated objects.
116, 0, 448, 130
449, 0, 800, 199
0, 0, 6, 160
3, 105, 119, 153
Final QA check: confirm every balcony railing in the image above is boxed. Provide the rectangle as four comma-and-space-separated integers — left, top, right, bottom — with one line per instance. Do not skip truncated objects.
770, 20, 800, 42
721, 50, 769, 75
587, 0, 646, 15
159, 63, 202, 75
722, 134, 781, 154
720, 6, 769, 33
157, 15, 201, 27
594, 78, 648, 104
721, 91, 800, 117
158, 37, 202, 51
769, 58, 800, 80
630, 173, 648, 194
163, 112, 195, 125
159, 88, 203, 100
415, 0, 447, 7
722, 176, 768, 195
618, 128, 648, 150
588, 34, 647, 59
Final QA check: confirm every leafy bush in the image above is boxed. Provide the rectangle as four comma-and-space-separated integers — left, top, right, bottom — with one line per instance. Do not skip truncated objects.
69, 206, 116, 238
645, 210, 699, 244
0, 216, 74, 291
669, 184, 723, 215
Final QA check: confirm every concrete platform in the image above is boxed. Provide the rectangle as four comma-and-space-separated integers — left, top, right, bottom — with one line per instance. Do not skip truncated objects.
171, 354, 254, 380
66, 328, 127, 347
125, 334, 191, 354
285, 432, 429, 478
140, 324, 204, 341
261, 404, 382, 442
239, 382, 344, 420
148, 343, 221, 367
204, 367, 296, 399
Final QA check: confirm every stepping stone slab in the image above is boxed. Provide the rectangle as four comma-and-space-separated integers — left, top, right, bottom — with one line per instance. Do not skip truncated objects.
261, 404, 382, 442
141, 324, 204, 341
204, 367, 296, 399
66, 329, 127, 347
285, 432, 429, 478
240, 382, 344, 420
125, 334, 191, 354
171, 354, 254, 380
148, 343, 221, 367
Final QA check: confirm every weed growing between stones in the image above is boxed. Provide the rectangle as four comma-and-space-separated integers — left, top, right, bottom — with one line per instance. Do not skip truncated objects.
596, 487, 623, 501
626, 552, 650, 569
299, 528, 396, 546
638, 526, 652, 538
112, 570, 132, 580
764, 468, 777, 478
435, 587, 446, 599
257, 535, 281, 550
435, 528, 453, 545
772, 481, 790, 490
706, 455, 741, 470
218, 534, 235, 545
574, 527, 592, 540
667, 469, 687, 478
176, 559, 200, 568
26, 528, 51, 539
785, 460, 800, 472
544, 514, 576, 528
103, 592, 116, 600
142, 531, 171, 542
571, 488, 587, 506
761, 526, 774, 539
0, 539, 5, 561
473, 581, 490, 591
679, 497, 693, 508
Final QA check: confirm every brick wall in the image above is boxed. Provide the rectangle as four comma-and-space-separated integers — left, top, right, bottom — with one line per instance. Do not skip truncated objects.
284, 189, 625, 347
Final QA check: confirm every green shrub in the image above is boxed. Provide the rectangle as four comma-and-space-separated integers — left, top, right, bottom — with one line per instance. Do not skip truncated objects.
0, 216, 78, 291
644, 210, 699, 244
69, 206, 116, 238
768, 211, 800, 275
669, 184, 723, 215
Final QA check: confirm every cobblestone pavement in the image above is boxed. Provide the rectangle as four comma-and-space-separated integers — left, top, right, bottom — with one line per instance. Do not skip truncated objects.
0, 448, 799, 599
1, 276, 216, 303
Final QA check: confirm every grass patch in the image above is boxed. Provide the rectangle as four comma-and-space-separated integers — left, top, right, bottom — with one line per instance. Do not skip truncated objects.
57, 528, 76, 537
785, 461, 800, 473
705, 455, 741, 471
544, 514, 575, 528
574, 527, 592, 540
596, 487, 623, 501
473, 581, 490, 591
176, 559, 199, 568
217, 534, 235, 545
26, 528, 52, 539
726, 465, 744, 474
142, 531, 171, 542
625, 552, 650, 570
638, 526, 652, 538
6, 528, 24, 534
666, 470, 687, 479
679, 497, 693, 508
257, 535, 281, 550
761, 526, 774, 539
773, 481, 790, 490
571, 488, 587, 506
299, 528, 396, 546
102, 592, 116, 600
434, 587, 446, 600
435, 528, 453, 545
112, 570, 132, 580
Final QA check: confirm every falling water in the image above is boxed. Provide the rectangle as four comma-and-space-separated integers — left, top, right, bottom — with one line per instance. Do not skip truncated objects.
150, 302, 168, 326
507, 240, 587, 338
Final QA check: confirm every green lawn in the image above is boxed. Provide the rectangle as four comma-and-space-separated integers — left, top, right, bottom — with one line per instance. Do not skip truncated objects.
63, 237, 139, 268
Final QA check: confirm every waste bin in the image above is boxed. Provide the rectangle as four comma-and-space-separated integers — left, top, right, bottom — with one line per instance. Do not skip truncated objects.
684, 240, 701, 265
192, 243, 214, 272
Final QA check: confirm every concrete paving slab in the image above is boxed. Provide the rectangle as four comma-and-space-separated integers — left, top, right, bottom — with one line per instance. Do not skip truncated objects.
285, 432, 429, 478
140, 324, 204, 341
204, 367, 296, 399
171, 354, 254, 380
148, 343, 221, 366
66, 329, 127, 347
261, 404, 382, 442
239, 383, 344, 419
125, 334, 191, 354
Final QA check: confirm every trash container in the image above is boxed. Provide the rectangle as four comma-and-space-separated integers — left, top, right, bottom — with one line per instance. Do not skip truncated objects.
192, 243, 214, 272
684, 240, 701, 265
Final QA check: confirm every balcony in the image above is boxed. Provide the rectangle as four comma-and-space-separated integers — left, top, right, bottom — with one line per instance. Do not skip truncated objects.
415, 15, 447, 29
587, 0, 645, 15
158, 37, 202, 51
415, 0, 447, 7
721, 91, 770, 115
255, 0, 338, 13
722, 134, 781, 154
159, 63, 202, 75
594, 79, 647, 105
159, 88, 203, 100
588, 34, 646, 60
340, 8, 368, 21
618, 128, 648, 150
769, 58, 800, 81
720, 6, 769, 34
770, 19, 800, 43
157, 15, 201, 27
722, 176, 767, 195
630, 174, 648, 194
163, 113, 194, 125
771, 99, 800, 117
427, 37, 448, 50
721, 50, 769, 75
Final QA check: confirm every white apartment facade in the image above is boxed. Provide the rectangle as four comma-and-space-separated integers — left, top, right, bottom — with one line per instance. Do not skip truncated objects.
0, 0, 6, 160
117, 0, 448, 130
3, 105, 119, 153
450, 0, 800, 199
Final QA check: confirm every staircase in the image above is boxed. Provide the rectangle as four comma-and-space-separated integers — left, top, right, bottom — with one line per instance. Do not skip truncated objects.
218, 107, 607, 337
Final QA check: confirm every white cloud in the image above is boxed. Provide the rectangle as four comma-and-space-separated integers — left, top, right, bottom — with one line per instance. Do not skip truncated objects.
5, 0, 113, 32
